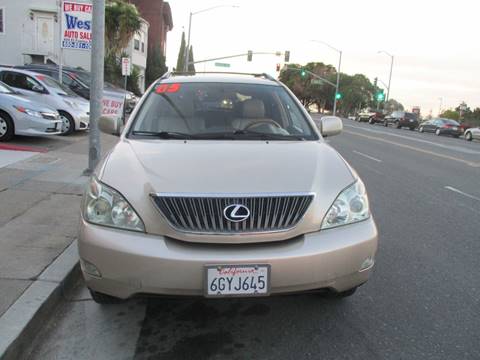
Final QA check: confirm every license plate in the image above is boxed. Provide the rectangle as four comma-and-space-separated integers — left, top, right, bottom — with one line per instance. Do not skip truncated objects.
409, 119, 414, 122
452, 126, 458, 130
205, 264, 270, 297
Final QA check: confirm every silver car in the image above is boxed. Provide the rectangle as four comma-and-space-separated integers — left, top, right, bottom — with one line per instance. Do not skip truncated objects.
0, 81, 61, 141
79, 73, 378, 304
464, 126, 480, 141
0, 68, 89, 135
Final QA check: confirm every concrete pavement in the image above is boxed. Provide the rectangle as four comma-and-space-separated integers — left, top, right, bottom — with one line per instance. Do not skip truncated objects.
23, 119, 480, 360
0, 132, 118, 359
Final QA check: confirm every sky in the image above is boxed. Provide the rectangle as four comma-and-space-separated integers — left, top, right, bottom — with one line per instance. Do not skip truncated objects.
165, 0, 480, 116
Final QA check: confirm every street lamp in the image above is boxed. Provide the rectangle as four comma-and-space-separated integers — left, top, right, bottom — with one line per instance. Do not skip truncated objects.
184, 5, 239, 72
378, 50, 394, 102
311, 40, 342, 116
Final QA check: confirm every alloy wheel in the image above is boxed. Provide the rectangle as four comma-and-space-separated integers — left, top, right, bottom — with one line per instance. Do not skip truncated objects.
0, 117, 7, 137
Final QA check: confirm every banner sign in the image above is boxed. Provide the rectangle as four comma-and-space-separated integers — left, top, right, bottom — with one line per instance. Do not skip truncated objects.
61, 1, 92, 50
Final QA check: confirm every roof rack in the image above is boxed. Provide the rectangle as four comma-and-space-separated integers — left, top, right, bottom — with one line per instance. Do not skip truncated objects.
158, 71, 279, 83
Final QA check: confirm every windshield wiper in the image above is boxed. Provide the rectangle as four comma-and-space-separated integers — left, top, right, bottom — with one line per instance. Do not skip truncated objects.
232, 130, 306, 141
131, 131, 195, 139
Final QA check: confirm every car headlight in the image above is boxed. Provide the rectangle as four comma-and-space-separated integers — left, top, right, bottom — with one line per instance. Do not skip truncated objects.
13, 105, 43, 118
83, 176, 145, 232
321, 179, 370, 230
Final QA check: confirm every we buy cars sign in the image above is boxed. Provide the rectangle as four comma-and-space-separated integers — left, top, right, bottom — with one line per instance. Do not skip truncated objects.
61, 2, 92, 50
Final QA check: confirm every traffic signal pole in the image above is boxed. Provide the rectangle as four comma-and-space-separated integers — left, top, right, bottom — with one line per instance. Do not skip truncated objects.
333, 51, 342, 116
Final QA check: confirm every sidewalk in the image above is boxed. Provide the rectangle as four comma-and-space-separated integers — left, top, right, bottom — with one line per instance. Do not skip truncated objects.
0, 133, 118, 353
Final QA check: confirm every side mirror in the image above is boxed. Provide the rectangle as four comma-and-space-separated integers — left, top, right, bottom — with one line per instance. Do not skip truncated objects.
319, 116, 343, 137
32, 84, 45, 93
98, 116, 122, 136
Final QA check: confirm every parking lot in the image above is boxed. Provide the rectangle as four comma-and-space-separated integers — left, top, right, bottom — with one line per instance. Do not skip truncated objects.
24, 116, 480, 360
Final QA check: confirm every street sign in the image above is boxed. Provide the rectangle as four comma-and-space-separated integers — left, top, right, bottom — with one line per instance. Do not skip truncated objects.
214, 62, 231, 68
121, 57, 131, 76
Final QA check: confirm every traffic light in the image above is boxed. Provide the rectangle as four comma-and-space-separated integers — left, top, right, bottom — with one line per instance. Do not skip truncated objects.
376, 90, 385, 102
247, 50, 253, 62
284, 51, 290, 63
335, 92, 342, 100
300, 69, 307, 77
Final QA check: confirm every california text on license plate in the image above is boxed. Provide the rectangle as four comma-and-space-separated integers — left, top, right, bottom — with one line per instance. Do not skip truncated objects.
205, 265, 270, 297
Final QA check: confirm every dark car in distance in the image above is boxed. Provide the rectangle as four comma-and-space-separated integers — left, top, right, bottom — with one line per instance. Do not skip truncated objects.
384, 111, 418, 130
356, 109, 385, 124
418, 118, 463, 137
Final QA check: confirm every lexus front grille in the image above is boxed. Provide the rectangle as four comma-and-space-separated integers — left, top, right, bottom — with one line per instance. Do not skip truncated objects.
151, 193, 314, 234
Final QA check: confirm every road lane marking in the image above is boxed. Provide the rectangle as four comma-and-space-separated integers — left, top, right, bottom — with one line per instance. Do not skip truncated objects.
444, 186, 480, 202
344, 124, 480, 156
344, 130, 480, 168
352, 150, 382, 163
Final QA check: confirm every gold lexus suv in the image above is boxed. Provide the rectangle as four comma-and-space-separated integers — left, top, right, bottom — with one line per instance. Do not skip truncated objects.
79, 72, 378, 303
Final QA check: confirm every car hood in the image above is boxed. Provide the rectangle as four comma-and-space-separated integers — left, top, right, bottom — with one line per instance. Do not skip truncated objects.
0, 93, 57, 113
98, 139, 357, 243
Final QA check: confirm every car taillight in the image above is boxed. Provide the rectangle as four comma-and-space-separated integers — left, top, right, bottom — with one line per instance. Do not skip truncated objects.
444, 124, 452, 128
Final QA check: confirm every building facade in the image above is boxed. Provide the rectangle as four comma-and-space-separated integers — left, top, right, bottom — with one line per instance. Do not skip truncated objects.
129, 0, 173, 55
124, 18, 149, 92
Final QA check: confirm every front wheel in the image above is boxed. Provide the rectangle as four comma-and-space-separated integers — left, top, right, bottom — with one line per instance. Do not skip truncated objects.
0, 112, 14, 142
59, 111, 75, 136
384, 121, 388, 127
330, 287, 358, 298
395, 121, 401, 129
465, 132, 473, 141
419, 126, 424, 133
435, 128, 441, 136
368, 118, 374, 124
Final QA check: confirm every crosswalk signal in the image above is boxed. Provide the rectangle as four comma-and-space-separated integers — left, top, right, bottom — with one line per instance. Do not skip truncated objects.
284, 51, 290, 63
247, 50, 253, 62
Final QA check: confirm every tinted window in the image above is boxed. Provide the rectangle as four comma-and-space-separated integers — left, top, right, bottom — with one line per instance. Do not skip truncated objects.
0, 72, 45, 92
439, 118, 459, 126
404, 113, 417, 120
131, 82, 317, 140
36, 74, 77, 97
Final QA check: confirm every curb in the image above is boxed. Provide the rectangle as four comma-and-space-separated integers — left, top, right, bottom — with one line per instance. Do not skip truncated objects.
0, 240, 80, 360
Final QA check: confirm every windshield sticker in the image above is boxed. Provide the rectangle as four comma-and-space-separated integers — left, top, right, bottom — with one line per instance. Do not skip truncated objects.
36, 75, 46, 81
155, 83, 181, 94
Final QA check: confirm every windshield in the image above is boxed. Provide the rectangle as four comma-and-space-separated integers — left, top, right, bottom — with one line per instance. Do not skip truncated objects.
130, 82, 318, 140
39, 75, 78, 97
69, 70, 92, 86
0, 81, 15, 94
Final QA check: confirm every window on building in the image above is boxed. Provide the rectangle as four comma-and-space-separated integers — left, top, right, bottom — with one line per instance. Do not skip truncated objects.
134, 39, 140, 51
0, 8, 5, 34
141, 42, 145, 53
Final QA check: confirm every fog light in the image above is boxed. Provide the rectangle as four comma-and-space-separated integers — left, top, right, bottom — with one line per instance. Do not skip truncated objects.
80, 259, 102, 278
360, 256, 375, 272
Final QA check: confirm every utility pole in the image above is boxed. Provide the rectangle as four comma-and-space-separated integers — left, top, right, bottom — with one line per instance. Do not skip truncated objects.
87, 0, 105, 174
333, 51, 342, 116
378, 50, 394, 102
57, 0, 63, 84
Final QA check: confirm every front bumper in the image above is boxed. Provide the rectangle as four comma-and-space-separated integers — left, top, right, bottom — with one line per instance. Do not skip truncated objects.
15, 113, 62, 136
79, 217, 378, 299
71, 110, 90, 131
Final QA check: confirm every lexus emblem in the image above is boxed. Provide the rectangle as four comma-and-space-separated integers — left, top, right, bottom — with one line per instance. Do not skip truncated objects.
223, 204, 250, 222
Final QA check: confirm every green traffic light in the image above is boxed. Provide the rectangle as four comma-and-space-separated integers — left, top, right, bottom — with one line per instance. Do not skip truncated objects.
335, 93, 342, 100
376, 93, 385, 101
300, 69, 307, 77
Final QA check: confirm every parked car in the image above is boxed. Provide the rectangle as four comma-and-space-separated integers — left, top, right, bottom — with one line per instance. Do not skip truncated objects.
79, 72, 378, 304
0, 81, 61, 141
356, 109, 385, 124
0, 68, 90, 135
463, 126, 480, 141
418, 118, 463, 137
384, 111, 418, 130
17, 64, 138, 113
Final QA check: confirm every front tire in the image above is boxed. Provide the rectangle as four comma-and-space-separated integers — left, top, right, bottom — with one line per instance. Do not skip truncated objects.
368, 117, 374, 124
419, 126, 424, 133
465, 132, 473, 141
395, 121, 401, 129
330, 287, 358, 298
435, 128, 441, 136
59, 111, 75, 136
384, 121, 388, 127
0, 111, 14, 142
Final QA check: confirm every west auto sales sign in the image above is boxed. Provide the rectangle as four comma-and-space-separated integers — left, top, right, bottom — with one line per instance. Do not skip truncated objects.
61, 2, 92, 50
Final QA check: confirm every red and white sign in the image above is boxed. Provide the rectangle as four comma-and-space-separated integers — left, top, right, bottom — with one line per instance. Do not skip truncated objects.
121, 57, 131, 76
61, 1, 92, 50
102, 92, 124, 118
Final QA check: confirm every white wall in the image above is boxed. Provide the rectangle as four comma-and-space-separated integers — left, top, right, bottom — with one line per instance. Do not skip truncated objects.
0, 0, 91, 70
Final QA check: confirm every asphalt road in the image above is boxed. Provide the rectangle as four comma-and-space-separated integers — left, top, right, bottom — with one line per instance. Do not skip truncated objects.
26, 119, 480, 360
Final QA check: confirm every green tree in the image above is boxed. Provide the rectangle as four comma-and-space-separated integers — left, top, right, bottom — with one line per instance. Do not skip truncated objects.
145, 45, 167, 88
176, 32, 186, 72
384, 98, 404, 112
439, 109, 460, 120
188, 46, 196, 72
105, 0, 141, 59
